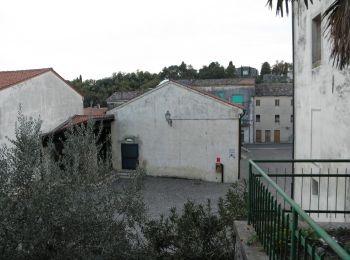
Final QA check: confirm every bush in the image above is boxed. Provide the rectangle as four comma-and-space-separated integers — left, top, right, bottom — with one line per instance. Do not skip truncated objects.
0, 112, 145, 259
143, 200, 235, 259
218, 180, 248, 226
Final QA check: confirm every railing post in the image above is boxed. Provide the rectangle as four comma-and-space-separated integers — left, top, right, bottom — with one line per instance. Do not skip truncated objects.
248, 161, 252, 225
290, 208, 298, 260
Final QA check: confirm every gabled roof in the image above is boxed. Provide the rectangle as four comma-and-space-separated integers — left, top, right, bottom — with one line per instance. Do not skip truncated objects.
176, 78, 255, 87
0, 68, 83, 97
255, 83, 293, 96
107, 80, 244, 114
106, 91, 142, 103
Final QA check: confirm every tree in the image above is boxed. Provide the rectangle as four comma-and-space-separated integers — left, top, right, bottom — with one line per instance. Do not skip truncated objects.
271, 60, 292, 76
225, 61, 236, 78
260, 62, 272, 76
198, 62, 226, 79
0, 112, 146, 258
267, 0, 350, 69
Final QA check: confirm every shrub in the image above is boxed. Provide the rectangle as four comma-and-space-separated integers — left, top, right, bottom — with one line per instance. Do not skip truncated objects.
143, 200, 235, 259
218, 180, 248, 226
0, 112, 145, 259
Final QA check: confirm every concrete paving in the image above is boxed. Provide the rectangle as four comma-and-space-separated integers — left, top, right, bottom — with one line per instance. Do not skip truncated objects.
118, 144, 293, 219
141, 176, 231, 219
241, 143, 293, 204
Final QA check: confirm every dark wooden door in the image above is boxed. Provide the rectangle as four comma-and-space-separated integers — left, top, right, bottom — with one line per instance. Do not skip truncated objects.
121, 144, 139, 170
265, 130, 271, 143
256, 130, 262, 143
274, 130, 280, 143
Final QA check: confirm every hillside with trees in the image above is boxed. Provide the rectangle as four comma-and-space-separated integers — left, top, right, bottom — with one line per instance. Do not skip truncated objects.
69, 60, 291, 107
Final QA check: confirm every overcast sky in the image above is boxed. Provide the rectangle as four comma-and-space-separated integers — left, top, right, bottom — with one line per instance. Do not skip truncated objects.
0, 0, 292, 80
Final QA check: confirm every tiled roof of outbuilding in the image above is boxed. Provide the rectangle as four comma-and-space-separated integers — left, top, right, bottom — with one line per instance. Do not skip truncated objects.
176, 78, 255, 87
255, 83, 293, 96
83, 107, 108, 116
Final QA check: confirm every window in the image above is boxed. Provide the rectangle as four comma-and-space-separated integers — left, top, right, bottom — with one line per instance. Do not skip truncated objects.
256, 115, 260, 122
312, 178, 319, 195
218, 92, 225, 98
256, 99, 260, 106
291, 115, 294, 123
231, 95, 244, 104
275, 115, 280, 123
312, 14, 322, 67
275, 99, 280, 106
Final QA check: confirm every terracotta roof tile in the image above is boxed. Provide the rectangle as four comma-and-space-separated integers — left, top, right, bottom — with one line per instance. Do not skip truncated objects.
59, 114, 114, 131
0, 68, 83, 97
83, 107, 108, 116
0, 68, 52, 90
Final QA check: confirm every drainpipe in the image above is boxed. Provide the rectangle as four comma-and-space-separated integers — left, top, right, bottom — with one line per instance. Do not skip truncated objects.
238, 109, 247, 179
291, 4, 296, 199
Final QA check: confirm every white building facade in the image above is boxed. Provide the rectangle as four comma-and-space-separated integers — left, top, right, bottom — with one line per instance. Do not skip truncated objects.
254, 83, 293, 144
293, 1, 350, 222
107, 81, 243, 183
0, 68, 83, 145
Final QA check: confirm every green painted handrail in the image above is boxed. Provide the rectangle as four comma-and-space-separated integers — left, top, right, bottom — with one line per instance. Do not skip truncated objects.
252, 159, 350, 163
249, 159, 350, 259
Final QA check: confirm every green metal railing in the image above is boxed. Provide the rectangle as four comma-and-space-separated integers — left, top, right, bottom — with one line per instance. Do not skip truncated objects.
248, 159, 350, 260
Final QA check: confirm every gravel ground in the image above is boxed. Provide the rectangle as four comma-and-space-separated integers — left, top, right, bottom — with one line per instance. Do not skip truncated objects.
115, 144, 293, 220
141, 176, 232, 219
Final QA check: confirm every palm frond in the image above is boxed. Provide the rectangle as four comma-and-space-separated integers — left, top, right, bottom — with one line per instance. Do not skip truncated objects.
323, 0, 350, 70
267, 0, 349, 70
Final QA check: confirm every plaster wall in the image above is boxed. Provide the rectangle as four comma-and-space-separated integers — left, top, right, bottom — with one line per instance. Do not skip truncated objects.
108, 82, 241, 183
293, 0, 350, 221
196, 85, 255, 143
0, 71, 83, 145
254, 96, 293, 143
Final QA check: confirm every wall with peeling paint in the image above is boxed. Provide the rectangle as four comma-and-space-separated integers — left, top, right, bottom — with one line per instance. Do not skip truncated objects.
293, 0, 350, 222
0, 71, 83, 146
108, 81, 242, 183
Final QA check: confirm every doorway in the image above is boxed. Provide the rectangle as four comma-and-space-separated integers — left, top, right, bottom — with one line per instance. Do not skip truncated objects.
121, 143, 139, 170
274, 130, 280, 143
256, 130, 262, 143
265, 130, 271, 143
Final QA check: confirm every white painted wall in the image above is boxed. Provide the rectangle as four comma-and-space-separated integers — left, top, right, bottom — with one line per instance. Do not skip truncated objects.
0, 71, 83, 145
293, 0, 350, 222
108, 81, 242, 183
254, 96, 293, 143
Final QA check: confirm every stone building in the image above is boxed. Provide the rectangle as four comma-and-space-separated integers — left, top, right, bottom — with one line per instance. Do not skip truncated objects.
253, 83, 293, 143
107, 80, 243, 183
106, 91, 141, 109
177, 78, 255, 144
236, 66, 258, 77
0, 68, 83, 146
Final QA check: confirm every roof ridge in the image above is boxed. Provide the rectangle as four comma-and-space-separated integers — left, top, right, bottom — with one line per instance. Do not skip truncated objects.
0, 68, 52, 73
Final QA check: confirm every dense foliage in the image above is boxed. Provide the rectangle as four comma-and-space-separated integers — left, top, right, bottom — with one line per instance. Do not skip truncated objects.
70, 61, 241, 107
0, 112, 145, 259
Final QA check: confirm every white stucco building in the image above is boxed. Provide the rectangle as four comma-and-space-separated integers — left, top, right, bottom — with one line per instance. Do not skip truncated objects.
0, 68, 83, 145
293, 1, 350, 222
107, 81, 243, 183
